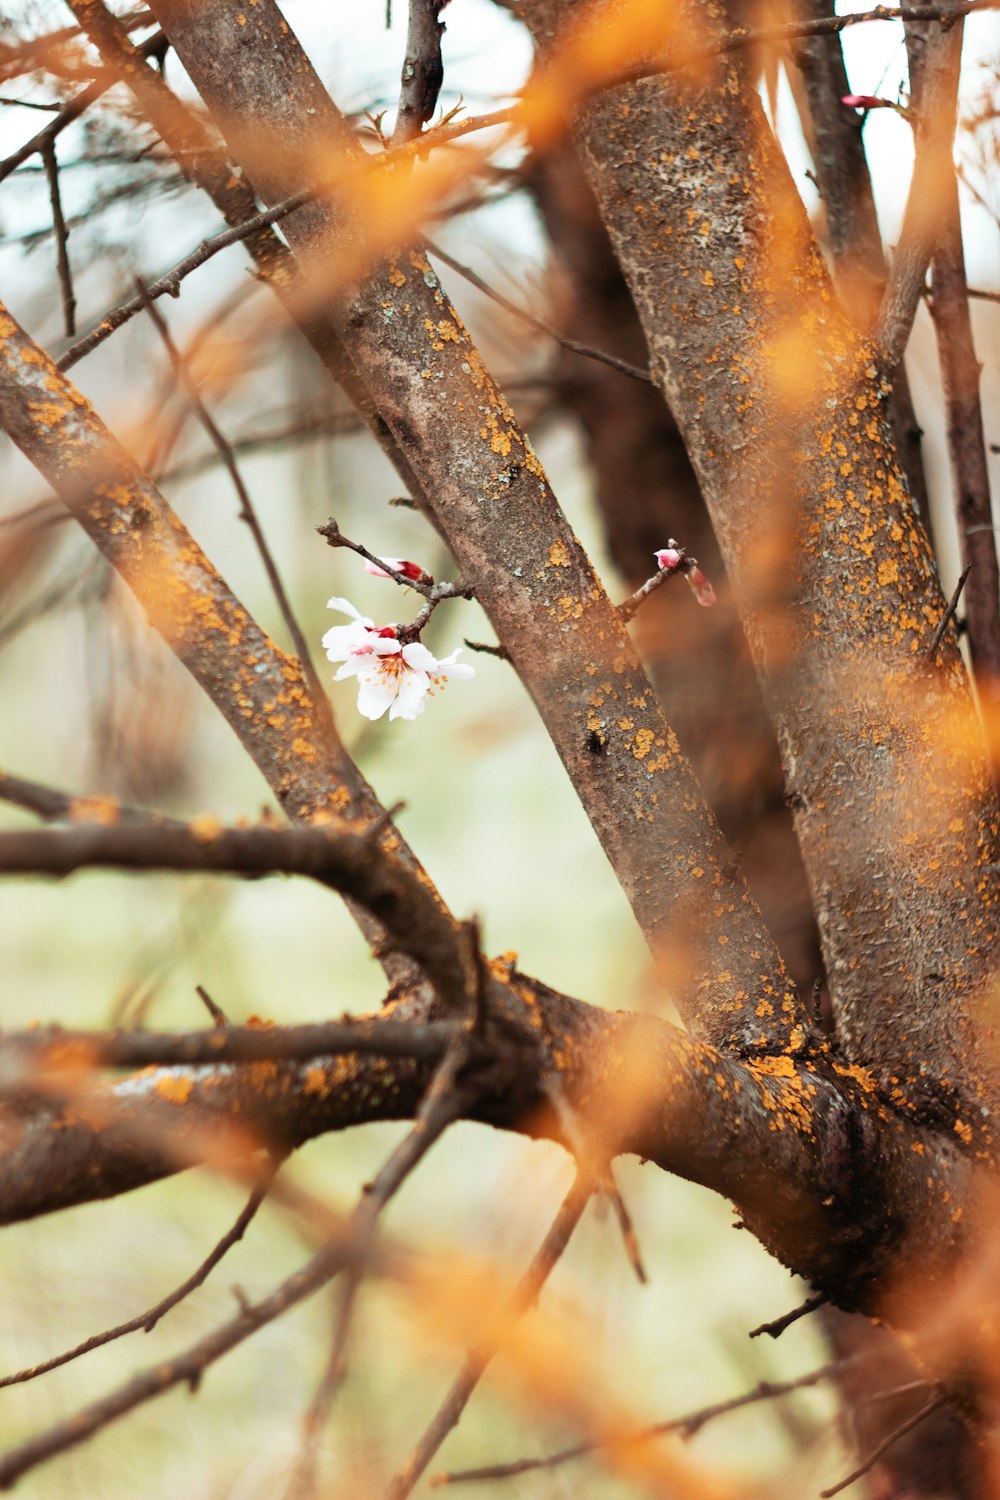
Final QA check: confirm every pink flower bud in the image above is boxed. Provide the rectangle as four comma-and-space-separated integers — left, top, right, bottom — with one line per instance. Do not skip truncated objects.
655, 547, 683, 571
364, 557, 427, 582
685, 565, 716, 608
841, 94, 885, 110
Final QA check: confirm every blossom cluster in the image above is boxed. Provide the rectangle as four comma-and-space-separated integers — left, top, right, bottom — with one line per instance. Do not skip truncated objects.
322, 596, 474, 723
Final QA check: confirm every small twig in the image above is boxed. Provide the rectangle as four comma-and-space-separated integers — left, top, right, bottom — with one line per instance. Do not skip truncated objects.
0, 1203, 384, 1489
0, 30, 165, 185
385, 1175, 592, 1500
620, 558, 683, 621
0, 1159, 281, 1393
293, 1037, 472, 1495
543, 1082, 646, 1284
748, 1291, 828, 1339
618, 554, 688, 625
927, 562, 971, 657
41, 139, 75, 336
137, 280, 323, 704
401, 581, 474, 639
432, 1360, 847, 1484
195, 983, 228, 1028
0, 768, 181, 828
424, 240, 653, 385
819, 1392, 947, 1498
463, 638, 510, 661
316, 517, 437, 599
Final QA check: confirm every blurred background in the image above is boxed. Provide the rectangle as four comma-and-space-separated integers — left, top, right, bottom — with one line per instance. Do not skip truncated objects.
1, 0, 999, 1494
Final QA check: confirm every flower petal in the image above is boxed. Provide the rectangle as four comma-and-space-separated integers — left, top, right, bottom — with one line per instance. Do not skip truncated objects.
390, 669, 431, 719
355, 675, 396, 720
326, 596, 372, 625
400, 641, 438, 671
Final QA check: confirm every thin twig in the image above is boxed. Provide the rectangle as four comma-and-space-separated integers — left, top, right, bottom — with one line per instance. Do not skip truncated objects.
0, 1209, 385, 1490
293, 1037, 472, 1496
136, 280, 325, 707
927, 562, 971, 657
195, 983, 228, 1028
463, 638, 510, 661
432, 1361, 846, 1484
543, 1082, 646, 1283
819, 1393, 947, 1498
424, 240, 652, 385
41, 139, 75, 336
0, 1159, 281, 1391
0, 30, 165, 184
618, 551, 691, 625
385, 1174, 592, 1500
316, 517, 438, 598
0, 767, 182, 827
749, 1291, 828, 1339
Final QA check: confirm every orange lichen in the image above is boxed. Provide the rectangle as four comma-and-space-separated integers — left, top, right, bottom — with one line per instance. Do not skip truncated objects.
155, 1074, 194, 1104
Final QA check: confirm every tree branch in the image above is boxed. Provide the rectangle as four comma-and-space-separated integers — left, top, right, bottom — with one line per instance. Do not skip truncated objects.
0, 296, 446, 985
392, 0, 449, 145
875, 13, 964, 366
0, 818, 474, 1014
146, 0, 807, 1056
521, 0, 1000, 1122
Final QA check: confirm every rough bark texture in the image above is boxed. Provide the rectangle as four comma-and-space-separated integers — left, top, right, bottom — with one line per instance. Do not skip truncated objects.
144, 0, 807, 1055
523, 0, 1000, 1131
790, 0, 932, 528
527, 139, 824, 1000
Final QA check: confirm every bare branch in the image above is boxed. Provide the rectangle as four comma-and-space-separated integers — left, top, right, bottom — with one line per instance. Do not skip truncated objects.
294, 1036, 471, 1494
819, 1393, 948, 1498
137, 280, 325, 707
385, 1174, 593, 1500
392, 0, 449, 145
0, 32, 166, 183
0, 1157, 281, 1391
0, 819, 473, 1015
749, 1292, 829, 1340
424, 239, 653, 384
41, 139, 75, 336
876, 16, 964, 366
927, 562, 972, 658
432, 1360, 847, 1484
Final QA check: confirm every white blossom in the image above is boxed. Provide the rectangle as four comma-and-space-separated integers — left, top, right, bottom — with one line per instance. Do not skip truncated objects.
322, 598, 474, 721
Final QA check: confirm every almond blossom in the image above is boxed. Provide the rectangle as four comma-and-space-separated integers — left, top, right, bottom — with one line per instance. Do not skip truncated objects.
322, 597, 474, 722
